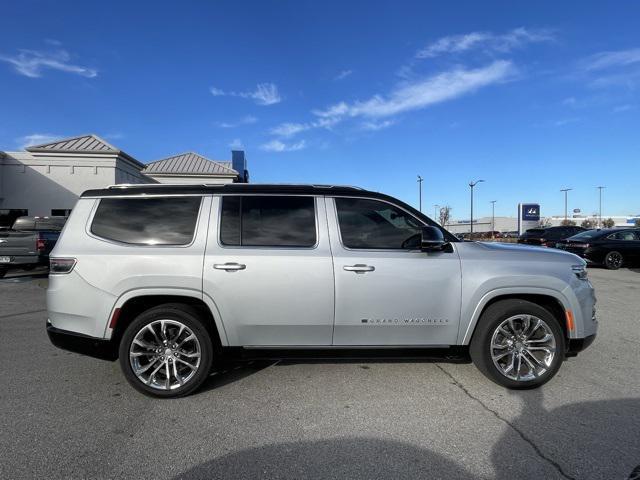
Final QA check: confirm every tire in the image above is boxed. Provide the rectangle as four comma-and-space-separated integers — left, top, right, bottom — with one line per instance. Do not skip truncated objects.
118, 303, 214, 398
0, 267, 7, 279
469, 299, 565, 389
604, 251, 623, 270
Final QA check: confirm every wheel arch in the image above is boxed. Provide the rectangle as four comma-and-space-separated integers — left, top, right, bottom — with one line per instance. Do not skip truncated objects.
461, 289, 570, 346
106, 289, 229, 350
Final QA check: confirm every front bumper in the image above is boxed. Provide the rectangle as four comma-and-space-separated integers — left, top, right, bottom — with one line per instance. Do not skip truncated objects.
47, 322, 117, 360
566, 333, 596, 357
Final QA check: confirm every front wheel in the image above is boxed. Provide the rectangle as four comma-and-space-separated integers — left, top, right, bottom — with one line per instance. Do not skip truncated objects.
470, 299, 565, 389
119, 304, 214, 398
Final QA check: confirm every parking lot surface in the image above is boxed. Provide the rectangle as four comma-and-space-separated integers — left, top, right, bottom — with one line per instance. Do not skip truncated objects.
1, 268, 639, 479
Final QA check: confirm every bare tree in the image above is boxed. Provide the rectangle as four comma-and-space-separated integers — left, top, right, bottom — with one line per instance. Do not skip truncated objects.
538, 218, 552, 227
635, 218, 640, 228
561, 219, 577, 226
439, 206, 452, 227
602, 218, 615, 228
581, 219, 595, 228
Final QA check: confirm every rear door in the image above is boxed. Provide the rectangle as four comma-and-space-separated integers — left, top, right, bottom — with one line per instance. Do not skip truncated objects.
203, 194, 334, 346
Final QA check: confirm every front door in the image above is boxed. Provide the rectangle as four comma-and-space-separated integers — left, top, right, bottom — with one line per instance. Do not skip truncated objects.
327, 197, 462, 346
203, 195, 334, 346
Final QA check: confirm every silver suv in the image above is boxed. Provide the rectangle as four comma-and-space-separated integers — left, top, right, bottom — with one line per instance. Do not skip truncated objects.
47, 184, 597, 397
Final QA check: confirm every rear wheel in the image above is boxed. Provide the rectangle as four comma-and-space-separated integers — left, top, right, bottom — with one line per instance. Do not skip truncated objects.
470, 299, 565, 389
119, 304, 214, 398
604, 251, 623, 270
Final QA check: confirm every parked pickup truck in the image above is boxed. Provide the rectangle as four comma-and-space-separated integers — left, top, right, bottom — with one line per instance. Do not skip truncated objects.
0, 216, 66, 278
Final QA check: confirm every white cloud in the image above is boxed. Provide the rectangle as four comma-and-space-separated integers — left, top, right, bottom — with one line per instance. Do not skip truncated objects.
416, 27, 554, 58
210, 83, 282, 105
16, 133, 60, 150
361, 119, 395, 131
334, 69, 353, 80
269, 122, 311, 137
260, 139, 306, 152
553, 118, 580, 127
314, 60, 515, 120
0, 49, 97, 78
215, 115, 258, 128
229, 138, 244, 149
582, 48, 640, 71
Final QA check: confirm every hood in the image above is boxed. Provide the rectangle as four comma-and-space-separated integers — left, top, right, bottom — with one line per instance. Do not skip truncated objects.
457, 240, 585, 265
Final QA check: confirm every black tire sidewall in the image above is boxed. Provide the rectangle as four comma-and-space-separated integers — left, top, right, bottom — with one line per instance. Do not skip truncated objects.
470, 299, 565, 389
604, 251, 622, 270
118, 304, 214, 398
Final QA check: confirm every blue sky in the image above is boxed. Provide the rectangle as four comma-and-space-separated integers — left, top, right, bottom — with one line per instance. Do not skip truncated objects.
1, 1, 639, 219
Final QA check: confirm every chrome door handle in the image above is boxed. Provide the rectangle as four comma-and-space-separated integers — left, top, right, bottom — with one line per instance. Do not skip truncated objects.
343, 264, 375, 273
213, 262, 246, 271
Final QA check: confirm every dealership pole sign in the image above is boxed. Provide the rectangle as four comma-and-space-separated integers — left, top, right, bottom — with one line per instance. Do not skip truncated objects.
518, 203, 540, 235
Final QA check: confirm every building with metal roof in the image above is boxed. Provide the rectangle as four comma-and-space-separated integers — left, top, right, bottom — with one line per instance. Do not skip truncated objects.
0, 134, 250, 226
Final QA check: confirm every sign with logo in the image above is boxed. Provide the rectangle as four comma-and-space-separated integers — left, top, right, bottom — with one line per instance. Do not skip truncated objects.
518, 203, 541, 235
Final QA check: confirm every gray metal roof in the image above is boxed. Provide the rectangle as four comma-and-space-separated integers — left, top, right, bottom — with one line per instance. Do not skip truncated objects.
25, 134, 119, 153
142, 152, 238, 176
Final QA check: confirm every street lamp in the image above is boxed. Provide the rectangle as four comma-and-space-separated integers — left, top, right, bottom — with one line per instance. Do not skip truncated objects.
434, 204, 440, 224
490, 200, 496, 238
417, 175, 423, 212
597, 186, 605, 228
560, 188, 572, 222
469, 180, 485, 235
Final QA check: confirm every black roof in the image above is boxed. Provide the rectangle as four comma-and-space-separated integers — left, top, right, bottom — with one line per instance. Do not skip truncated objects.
82, 183, 370, 198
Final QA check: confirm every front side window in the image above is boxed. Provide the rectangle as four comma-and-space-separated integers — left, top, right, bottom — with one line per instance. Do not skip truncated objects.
220, 196, 316, 247
335, 197, 423, 249
91, 197, 201, 245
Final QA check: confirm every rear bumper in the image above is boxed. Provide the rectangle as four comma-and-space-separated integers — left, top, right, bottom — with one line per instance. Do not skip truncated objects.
0, 255, 46, 267
47, 322, 117, 360
566, 333, 596, 357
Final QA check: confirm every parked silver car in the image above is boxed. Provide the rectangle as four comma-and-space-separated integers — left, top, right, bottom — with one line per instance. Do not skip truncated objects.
47, 184, 597, 397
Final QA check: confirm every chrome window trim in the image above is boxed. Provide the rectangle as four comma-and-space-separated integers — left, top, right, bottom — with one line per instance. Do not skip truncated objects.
85, 196, 205, 248
215, 194, 320, 251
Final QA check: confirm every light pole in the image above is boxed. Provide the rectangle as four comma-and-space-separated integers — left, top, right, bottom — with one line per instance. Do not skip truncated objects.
560, 188, 572, 223
417, 175, 423, 212
490, 200, 496, 237
469, 180, 485, 235
434, 204, 440, 224
597, 186, 605, 228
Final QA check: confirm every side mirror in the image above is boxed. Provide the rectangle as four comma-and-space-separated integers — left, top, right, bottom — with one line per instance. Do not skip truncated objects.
421, 226, 447, 251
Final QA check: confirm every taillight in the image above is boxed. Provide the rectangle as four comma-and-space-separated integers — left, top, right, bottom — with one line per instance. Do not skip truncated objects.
36, 235, 46, 252
49, 257, 76, 274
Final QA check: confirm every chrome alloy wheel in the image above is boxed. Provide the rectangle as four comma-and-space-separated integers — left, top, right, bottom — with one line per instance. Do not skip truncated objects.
129, 319, 201, 390
490, 314, 556, 382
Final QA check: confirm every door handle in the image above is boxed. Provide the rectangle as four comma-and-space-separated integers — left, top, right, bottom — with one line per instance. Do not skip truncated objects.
343, 264, 375, 273
213, 262, 246, 271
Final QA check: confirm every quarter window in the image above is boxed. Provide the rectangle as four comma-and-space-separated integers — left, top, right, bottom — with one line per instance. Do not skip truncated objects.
91, 197, 202, 245
220, 196, 316, 247
335, 198, 423, 249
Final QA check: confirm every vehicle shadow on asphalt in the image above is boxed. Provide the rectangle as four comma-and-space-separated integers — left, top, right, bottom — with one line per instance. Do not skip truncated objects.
174, 388, 640, 479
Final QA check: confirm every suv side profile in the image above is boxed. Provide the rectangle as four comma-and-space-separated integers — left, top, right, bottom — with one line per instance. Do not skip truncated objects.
47, 184, 597, 397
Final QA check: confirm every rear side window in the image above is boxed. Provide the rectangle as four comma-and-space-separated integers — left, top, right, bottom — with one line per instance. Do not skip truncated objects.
220, 196, 316, 247
91, 197, 202, 245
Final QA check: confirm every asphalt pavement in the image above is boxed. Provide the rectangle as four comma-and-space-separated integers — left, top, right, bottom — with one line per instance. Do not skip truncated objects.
1, 267, 639, 479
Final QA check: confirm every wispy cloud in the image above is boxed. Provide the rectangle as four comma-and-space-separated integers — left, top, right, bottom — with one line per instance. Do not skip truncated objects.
553, 117, 580, 127
334, 69, 353, 80
210, 83, 282, 105
260, 139, 306, 152
613, 104, 634, 113
361, 119, 395, 131
582, 48, 640, 71
16, 133, 60, 150
269, 122, 312, 137
0, 48, 97, 78
229, 138, 244, 149
314, 60, 515, 120
215, 115, 258, 128
416, 27, 554, 58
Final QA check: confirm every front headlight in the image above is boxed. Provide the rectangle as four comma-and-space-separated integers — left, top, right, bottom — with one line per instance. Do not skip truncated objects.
572, 264, 588, 280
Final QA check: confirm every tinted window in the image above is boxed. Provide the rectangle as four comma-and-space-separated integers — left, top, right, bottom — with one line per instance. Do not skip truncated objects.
571, 230, 601, 240
220, 196, 316, 247
608, 231, 638, 241
91, 197, 201, 245
335, 198, 423, 249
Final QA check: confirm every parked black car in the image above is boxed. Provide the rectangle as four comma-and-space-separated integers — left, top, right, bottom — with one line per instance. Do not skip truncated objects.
557, 228, 640, 269
518, 226, 586, 247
